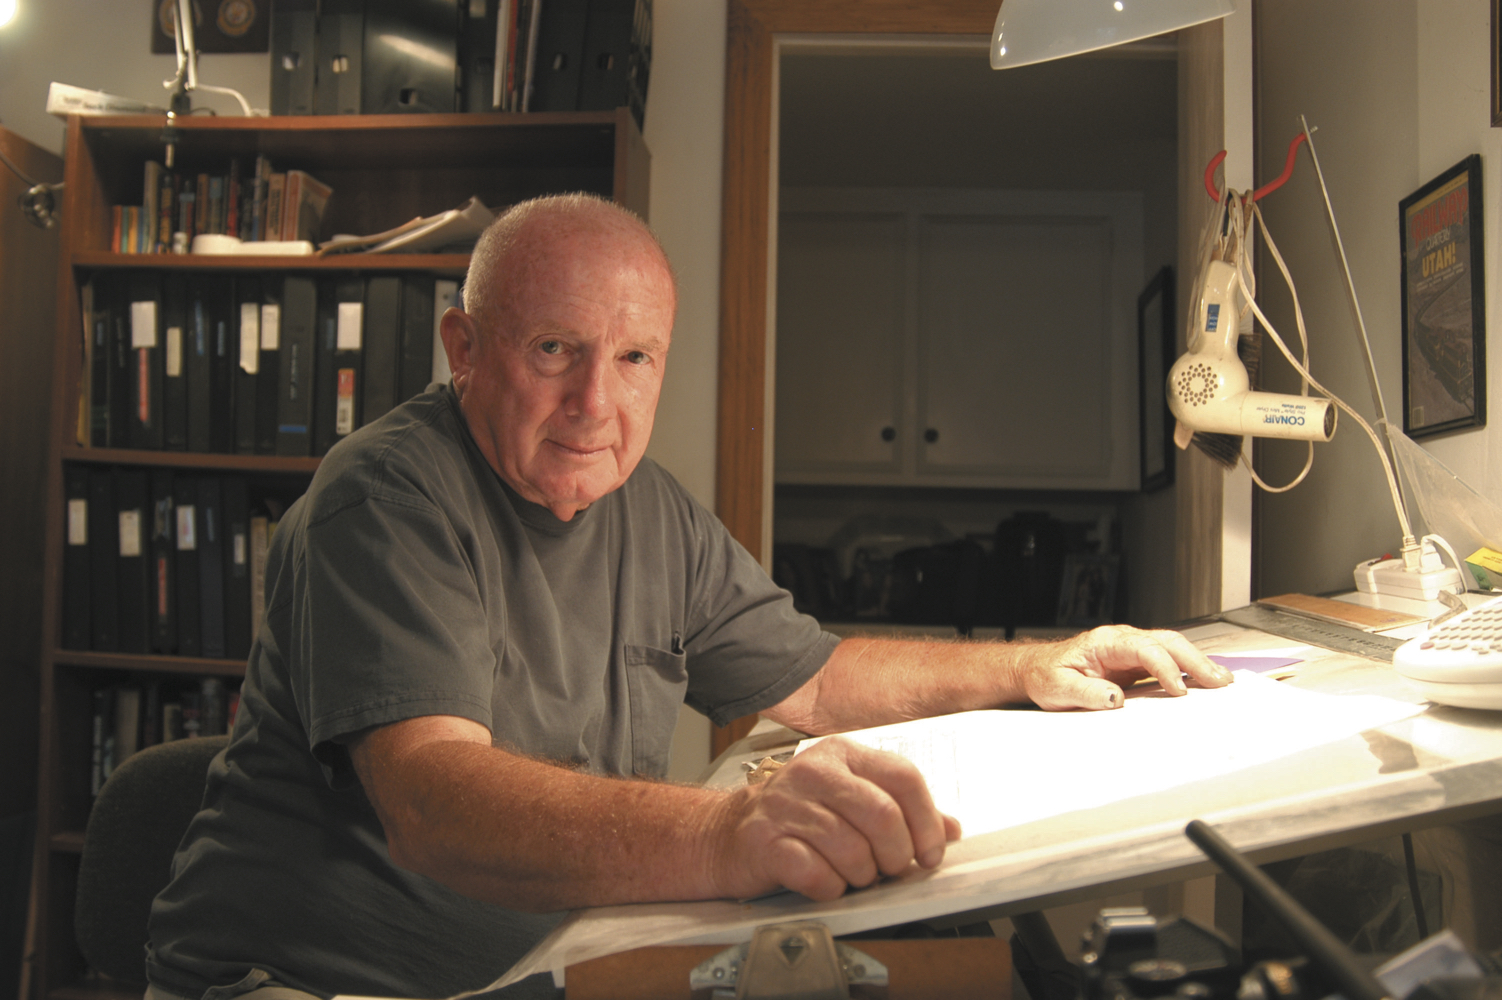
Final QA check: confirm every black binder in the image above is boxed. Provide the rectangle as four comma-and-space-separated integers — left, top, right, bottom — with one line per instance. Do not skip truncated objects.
234, 276, 262, 454
312, 276, 340, 456
320, 275, 364, 450
89, 275, 115, 447
162, 273, 189, 451
87, 469, 118, 652
208, 276, 237, 453
276, 274, 318, 455
108, 286, 132, 448
529, 0, 587, 112
459, 0, 498, 111
114, 468, 151, 654
315, 0, 364, 115
62, 465, 91, 651
174, 475, 202, 658
187, 278, 216, 453
257, 278, 284, 453
128, 272, 165, 450
223, 476, 252, 660
399, 274, 436, 401
363, 0, 460, 114
578, 0, 634, 113
148, 469, 176, 654
362, 274, 402, 424
197, 477, 226, 659
269, 0, 319, 115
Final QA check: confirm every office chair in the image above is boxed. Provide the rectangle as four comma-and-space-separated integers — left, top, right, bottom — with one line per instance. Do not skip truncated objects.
74, 734, 230, 986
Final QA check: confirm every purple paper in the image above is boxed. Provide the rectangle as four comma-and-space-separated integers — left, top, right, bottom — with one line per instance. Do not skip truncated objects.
1209, 654, 1303, 674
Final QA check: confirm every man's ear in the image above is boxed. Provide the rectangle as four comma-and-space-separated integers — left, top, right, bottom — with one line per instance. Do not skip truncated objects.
438, 307, 477, 393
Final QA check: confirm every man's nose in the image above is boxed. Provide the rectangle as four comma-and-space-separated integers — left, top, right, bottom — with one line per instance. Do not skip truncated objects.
564, 353, 617, 419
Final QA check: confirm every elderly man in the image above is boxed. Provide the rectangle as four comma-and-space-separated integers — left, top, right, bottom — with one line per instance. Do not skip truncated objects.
145, 193, 1228, 1000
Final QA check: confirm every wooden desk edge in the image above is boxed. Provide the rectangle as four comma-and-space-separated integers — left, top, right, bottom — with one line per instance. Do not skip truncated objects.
564, 937, 1011, 999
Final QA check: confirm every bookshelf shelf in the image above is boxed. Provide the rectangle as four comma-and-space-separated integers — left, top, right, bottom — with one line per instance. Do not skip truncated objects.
32, 108, 650, 1000
75, 251, 472, 273
62, 445, 321, 474
51, 649, 250, 678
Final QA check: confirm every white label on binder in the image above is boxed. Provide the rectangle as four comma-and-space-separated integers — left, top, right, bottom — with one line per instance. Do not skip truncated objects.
119, 509, 142, 557
261, 303, 281, 351
176, 505, 196, 550
130, 299, 158, 349
233, 530, 247, 567
68, 498, 87, 546
337, 301, 363, 351
240, 302, 260, 374
166, 325, 183, 377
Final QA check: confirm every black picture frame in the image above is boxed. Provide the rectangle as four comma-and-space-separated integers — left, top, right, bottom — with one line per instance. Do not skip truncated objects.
1493, 0, 1502, 126
1137, 266, 1175, 492
151, 0, 270, 56
1399, 155, 1487, 439
1056, 552, 1120, 629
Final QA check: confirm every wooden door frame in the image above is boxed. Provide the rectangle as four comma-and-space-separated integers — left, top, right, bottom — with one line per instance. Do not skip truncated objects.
711, 0, 1007, 755
711, 0, 1230, 754
714, 0, 1001, 562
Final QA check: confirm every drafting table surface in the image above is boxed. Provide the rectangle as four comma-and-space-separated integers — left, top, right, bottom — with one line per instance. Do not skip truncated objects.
490, 619, 1502, 991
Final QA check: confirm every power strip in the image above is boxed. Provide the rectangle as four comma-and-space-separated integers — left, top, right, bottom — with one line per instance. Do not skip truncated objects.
1354, 551, 1463, 602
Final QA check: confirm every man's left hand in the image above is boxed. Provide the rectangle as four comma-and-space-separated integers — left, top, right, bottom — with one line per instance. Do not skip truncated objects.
1013, 625, 1232, 711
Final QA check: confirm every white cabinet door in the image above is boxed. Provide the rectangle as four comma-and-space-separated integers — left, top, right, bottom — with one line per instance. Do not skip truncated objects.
775, 188, 1142, 490
918, 214, 1118, 483
774, 211, 908, 477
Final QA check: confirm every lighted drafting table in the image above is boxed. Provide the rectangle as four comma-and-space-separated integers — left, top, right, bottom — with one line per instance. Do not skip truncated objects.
490, 612, 1502, 991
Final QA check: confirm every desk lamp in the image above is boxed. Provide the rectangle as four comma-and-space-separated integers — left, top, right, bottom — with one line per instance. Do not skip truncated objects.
990, 0, 1234, 70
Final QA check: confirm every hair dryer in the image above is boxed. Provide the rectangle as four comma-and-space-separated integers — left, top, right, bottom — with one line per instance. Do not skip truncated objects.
1167, 260, 1335, 442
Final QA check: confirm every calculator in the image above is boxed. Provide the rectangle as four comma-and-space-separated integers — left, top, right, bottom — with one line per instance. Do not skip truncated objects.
1392, 592, 1502, 709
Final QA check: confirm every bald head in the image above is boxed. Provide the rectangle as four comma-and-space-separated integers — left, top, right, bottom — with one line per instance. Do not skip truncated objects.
439, 192, 678, 521
463, 193, 675, 335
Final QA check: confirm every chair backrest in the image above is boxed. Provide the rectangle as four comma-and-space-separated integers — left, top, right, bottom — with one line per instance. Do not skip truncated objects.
75, 734, 230, 986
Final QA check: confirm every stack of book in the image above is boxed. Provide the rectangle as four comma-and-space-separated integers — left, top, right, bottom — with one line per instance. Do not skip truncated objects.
81, 272, 460, 458
114, 157, 331, 255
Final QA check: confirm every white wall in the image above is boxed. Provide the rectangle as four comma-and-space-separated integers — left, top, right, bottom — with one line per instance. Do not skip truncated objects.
0, 0, 728, 779
1255, 0, 1499, 596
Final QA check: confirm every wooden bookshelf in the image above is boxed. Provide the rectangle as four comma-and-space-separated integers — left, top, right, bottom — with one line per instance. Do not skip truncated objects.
30, 108, 649, 1000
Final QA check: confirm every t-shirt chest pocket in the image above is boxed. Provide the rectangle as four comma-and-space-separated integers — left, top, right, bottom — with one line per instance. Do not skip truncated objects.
623, 643, 688, 777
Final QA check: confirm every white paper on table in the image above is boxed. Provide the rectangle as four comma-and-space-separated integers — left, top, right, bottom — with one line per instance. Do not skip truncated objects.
477, 672, 1425, 995
797, 672, 1424, 840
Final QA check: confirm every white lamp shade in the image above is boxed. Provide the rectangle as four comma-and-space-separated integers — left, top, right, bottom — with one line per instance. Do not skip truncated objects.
991, 0, 1235, 69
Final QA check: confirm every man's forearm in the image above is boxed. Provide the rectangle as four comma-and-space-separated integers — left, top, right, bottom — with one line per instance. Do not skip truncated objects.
355, 725, 735, 912
352, 716, 957, 910
764, 636, 1040, 736
763, 627, 1230, 736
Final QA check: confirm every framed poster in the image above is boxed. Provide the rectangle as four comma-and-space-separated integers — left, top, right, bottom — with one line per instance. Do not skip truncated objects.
1137, 266, 1175, 492
1399, 154, 1487, 438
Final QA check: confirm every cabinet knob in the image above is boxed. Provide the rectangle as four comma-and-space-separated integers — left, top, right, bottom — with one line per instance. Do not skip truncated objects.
881, 426, 896, 442
924, 428, 939, 444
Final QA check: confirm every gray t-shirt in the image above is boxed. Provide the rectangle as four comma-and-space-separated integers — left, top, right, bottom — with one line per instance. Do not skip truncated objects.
146, 386, 838, 999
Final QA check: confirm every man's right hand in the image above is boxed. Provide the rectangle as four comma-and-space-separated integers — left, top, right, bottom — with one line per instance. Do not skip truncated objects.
703, 737, 961, 902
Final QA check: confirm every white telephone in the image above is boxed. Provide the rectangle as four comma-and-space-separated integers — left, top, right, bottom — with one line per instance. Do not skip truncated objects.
1392, 593, 1502, 709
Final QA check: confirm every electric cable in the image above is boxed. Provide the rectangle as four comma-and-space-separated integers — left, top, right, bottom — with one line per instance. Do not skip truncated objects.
1401, 832, 1429, 940
1242, 201, 1416, 546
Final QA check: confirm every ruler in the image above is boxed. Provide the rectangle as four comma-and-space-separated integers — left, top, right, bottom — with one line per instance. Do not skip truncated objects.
1217, 604, 1405, 662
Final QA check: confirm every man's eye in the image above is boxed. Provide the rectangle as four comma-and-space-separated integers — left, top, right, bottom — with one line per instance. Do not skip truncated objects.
539, 341, 562, 355
625, 351, 649, 365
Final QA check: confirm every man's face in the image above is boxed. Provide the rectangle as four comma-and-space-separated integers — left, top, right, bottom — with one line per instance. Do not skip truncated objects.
451, 222, 675, 521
